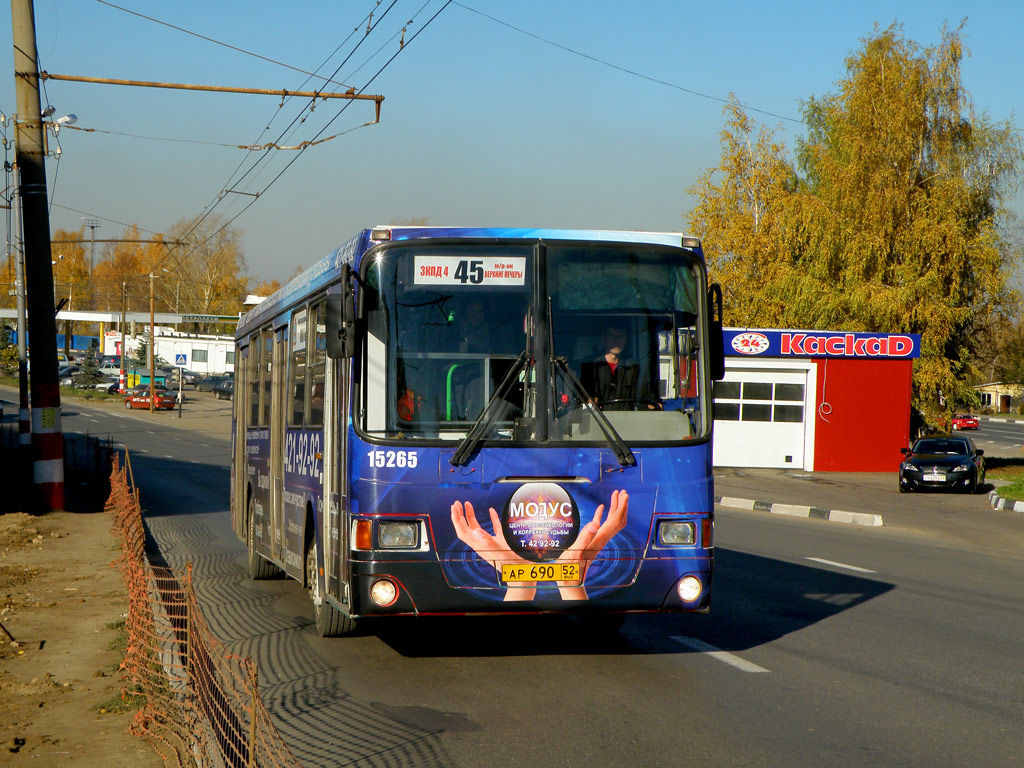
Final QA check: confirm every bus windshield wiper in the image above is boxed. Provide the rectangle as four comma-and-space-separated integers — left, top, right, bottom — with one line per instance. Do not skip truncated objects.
552, 356, 636, 467
450, 349, 531, 467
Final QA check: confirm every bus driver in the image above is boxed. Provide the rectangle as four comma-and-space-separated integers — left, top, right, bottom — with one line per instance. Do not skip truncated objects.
579, 325, 660, 411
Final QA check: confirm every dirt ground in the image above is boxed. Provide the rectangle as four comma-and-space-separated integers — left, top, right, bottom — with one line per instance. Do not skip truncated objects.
0, 384, 233, 766
0, 510, 164, 765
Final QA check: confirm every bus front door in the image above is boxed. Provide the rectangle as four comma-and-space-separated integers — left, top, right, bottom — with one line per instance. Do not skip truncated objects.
324, 355, 352, 610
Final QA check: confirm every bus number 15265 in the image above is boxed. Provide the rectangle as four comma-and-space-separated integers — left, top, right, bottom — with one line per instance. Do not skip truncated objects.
368, 450, 419, 469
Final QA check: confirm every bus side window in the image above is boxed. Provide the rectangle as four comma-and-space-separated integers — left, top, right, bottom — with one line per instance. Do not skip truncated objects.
289, 309, 308, 426
261, 328, 273, 427
308, 302, 326, 426
248, 339, 260, 427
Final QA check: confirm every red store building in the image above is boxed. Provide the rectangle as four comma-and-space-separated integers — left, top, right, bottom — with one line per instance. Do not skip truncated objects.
713, 329, 920, 472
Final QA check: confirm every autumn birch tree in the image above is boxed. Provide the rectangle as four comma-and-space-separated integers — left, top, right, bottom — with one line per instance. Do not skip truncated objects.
688, 23, 1023, 421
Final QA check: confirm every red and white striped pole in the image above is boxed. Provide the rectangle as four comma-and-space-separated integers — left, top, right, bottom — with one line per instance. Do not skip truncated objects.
12, 0, 64, 510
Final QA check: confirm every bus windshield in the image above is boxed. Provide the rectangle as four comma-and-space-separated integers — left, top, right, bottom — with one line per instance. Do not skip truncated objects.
358, 241, 709, 444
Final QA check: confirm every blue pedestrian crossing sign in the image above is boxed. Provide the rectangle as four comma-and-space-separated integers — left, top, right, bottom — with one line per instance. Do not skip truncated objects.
175, 353, 187, 366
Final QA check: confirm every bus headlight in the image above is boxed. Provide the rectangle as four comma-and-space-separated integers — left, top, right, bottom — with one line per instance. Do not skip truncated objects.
379, 521, 419, 549
676, 575, 702, 602
658, 521, 695, 546
370, 578, 398, 607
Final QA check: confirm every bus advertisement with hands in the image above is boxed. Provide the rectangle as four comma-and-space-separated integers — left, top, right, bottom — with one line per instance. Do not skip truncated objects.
451, 486, 628, 602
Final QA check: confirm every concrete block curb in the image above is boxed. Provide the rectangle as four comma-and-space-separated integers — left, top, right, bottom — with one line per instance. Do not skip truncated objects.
716, 496, 884, 527
988, 489, 1024, 513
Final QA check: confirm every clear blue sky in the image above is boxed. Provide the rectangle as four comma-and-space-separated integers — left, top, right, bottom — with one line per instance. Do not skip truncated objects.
2, 1, 1022, 283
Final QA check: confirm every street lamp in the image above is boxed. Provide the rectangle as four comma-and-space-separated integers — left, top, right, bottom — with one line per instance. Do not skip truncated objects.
40, 109, 76, 157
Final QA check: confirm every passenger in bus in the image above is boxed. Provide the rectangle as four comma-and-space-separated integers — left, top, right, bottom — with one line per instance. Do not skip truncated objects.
579, 325, 660, 410
456, 299, 500, 353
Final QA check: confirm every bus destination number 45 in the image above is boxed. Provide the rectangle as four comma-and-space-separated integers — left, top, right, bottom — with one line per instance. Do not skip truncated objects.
414, 255, 526, 287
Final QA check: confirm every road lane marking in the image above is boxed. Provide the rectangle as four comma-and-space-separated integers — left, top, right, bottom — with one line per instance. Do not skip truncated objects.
670, 636, 770, 673
805, 557, 876, 574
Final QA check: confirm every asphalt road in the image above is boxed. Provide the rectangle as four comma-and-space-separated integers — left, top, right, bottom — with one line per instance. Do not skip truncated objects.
9, 388, 1024, 768
967, 417, 1024, 459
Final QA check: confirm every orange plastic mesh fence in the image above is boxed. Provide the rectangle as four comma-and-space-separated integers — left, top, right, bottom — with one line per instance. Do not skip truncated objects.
106, 453, 302, 768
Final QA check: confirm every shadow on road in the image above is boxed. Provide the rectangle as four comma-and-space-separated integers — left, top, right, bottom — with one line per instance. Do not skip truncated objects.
373, 547, 895, 657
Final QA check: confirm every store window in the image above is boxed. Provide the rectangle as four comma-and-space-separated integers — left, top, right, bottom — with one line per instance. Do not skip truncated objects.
713, 380, 805, 423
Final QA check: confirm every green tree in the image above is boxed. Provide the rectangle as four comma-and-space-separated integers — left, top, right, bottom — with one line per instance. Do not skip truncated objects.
688, 22, 1023, 424
74, 344, 105, 387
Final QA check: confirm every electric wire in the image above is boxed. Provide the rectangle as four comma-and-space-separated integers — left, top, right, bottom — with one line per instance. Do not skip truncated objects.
93, 0, 358, 92
214, 1, 398, 206
209, 1, 377, 201
186, 0, 452, 261
44, 1, 449, 280
174, 1, 400, 257
452, 1, 803, 125
61, 123, 259, 148
50, 202, 165, 238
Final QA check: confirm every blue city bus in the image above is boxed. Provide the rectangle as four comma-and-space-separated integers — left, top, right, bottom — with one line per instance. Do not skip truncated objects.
231, 227, 725, 635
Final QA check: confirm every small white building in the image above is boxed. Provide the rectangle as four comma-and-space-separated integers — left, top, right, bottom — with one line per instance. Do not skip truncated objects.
104, 328, 236, 375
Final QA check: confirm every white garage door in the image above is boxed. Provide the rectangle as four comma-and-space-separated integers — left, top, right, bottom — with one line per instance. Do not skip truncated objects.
712, 366, 812, 468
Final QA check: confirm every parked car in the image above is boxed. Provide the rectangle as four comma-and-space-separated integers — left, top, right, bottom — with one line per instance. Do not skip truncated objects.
58, 365, 80, 387
212, 378, 234, 401
196, 373, 233, 392
951, 413, 979, 430
123, 384, 177, 411
899, 435, 985, 494
94, 375, 121, 392
172, 368, 202, 388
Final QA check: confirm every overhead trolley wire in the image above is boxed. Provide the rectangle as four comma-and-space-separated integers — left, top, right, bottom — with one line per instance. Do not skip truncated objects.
189, 0, 453, 258
451, 1, 803, 125
93, 0, 359, 93
165, 1, 401, 268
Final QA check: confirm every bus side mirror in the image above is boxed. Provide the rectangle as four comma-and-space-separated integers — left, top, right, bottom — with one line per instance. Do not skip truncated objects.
326, 269, 356, 359
708, 283, 725, 381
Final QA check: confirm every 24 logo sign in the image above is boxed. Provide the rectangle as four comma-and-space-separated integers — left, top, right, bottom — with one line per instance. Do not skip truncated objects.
731, 332, 770, 355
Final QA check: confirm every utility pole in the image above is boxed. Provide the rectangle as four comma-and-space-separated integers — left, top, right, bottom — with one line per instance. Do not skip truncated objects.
11, 164, 29, 450
11, 0, 63, 510
118, 280, 126, 393
149, 271, 155, 413
83, 217, 98, 282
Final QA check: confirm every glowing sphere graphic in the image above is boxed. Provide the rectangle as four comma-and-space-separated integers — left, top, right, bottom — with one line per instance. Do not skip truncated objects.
501, 483, 580, 563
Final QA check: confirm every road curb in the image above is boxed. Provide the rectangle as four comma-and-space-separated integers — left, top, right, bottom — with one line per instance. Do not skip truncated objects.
977, 415, 1022, 424
988, 489, 1024, 513
716, 496, 884, 527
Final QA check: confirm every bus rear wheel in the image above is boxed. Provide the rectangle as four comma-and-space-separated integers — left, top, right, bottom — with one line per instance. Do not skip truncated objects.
247, 496, 281, 580
306, 541, 356, 637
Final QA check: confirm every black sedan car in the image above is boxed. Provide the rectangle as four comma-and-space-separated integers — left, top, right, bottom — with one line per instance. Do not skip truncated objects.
212, 379, 234, 401
899, 435, 985, 494
196, 373, 233, 392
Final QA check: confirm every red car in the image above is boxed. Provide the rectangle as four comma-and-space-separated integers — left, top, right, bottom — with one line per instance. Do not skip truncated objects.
123, 385, 177, 410
951, 413, 979, 430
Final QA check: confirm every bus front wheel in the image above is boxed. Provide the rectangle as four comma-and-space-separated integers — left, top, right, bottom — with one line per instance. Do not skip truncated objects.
306, 541, 356, 637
